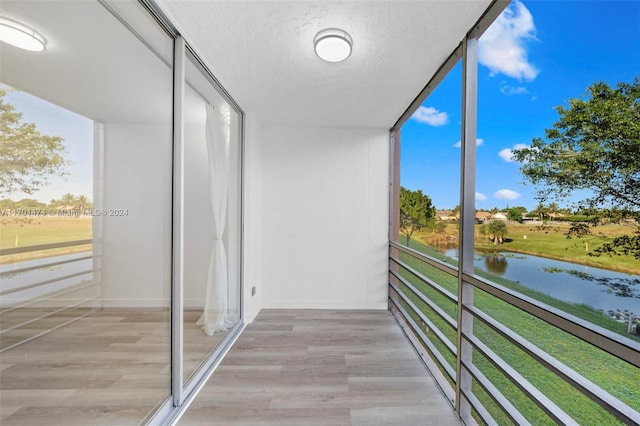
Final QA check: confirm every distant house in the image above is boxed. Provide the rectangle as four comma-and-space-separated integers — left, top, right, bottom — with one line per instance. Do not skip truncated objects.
436, 210, 458, 221
475, 211, 492, 223
56, 205, 79, 216
492, 212, 508, 221
548, 212, 565, 219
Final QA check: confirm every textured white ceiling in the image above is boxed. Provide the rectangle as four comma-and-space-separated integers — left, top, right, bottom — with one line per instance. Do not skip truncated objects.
0, 1, 494, 128
158, 1, 493, 128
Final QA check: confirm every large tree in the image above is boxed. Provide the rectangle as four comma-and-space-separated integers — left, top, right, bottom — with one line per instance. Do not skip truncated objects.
487, 220, 508, 244
0, 87, 68, 195
507, 207, 523, 223
513, 79, 640, 258
399, 187, 435, 247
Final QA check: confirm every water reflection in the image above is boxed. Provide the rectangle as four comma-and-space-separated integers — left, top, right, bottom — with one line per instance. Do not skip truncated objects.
484, 254, 507, 275
544, 267, 640, 299
441, 248, 638, 313
424, 238, 458, 252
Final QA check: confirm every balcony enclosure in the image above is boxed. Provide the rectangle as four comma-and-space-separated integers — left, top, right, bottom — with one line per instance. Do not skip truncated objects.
1, 0, 638, 425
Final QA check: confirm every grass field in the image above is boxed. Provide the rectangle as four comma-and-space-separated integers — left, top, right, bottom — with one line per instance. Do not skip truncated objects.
0, 216, 92, 264
396, 237, 640, 424
414, 222, 640, 275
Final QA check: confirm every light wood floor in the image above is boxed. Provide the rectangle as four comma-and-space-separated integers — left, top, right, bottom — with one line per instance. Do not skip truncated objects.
0, 308, 225, 425
179, 309, 461, 426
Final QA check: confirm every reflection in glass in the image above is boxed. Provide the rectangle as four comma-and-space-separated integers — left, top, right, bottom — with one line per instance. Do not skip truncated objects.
183, 51, 241, 384
0, 0, 173, 423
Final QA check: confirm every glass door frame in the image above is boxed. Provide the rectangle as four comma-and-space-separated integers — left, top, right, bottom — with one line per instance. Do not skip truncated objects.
137, 0, 246, 423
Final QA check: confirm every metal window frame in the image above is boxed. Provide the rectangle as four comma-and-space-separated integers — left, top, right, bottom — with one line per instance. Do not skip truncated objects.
455, 34, 478, 424
172, 34, 186, 408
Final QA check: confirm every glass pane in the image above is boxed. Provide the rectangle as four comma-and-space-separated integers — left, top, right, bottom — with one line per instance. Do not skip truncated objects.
475, 0, 640, 340
471, 1, 640, 423
0, 0, 173, 423
399, 61, 462, 265
183, 51, 242, 384
471, 286, 639, 425
392, 59, 463, 398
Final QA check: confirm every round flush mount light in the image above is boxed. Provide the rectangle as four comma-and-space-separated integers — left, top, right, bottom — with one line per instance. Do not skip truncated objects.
0, 17, 47, 52
314, 28, 352, 62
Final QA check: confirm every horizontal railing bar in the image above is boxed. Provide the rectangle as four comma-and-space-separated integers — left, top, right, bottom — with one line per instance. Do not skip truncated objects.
389, 291, 457, 382
389, 241, 459, 278
388, 296, 456, 404
0, 239, 93, 256
459, 386, 499, 426
0, 301, 98, 353
0, 270, 93, 296
389, 256, 458, 304
0, 281, 100, 313
389, 268, 457, 330
463, 273, 640, 369
0, 296, 97, 335
462, 358, 531, 425
466, 303, 640, 425
0, 254, 94, 278
463, 330, 578, 425
389, 281, 457, 356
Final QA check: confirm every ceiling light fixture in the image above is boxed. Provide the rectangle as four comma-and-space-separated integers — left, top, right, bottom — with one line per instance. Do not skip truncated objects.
0, 17, 46, 52
314, 28, 352, 63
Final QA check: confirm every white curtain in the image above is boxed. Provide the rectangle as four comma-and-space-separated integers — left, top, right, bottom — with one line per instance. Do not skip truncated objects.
197, 104, 234, 335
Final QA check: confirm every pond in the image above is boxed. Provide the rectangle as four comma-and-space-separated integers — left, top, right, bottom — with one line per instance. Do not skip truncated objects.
444, 249, 639, 315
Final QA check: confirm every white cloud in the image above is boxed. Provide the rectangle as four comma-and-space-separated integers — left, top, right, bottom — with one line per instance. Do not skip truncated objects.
499, 143, 528, 162
479, 1, 539, 81
476, 192, 487, 201
500, 85, 529, 95
454, 138, 484, 148
494, 189, 521, 200
411, 106, 449, 126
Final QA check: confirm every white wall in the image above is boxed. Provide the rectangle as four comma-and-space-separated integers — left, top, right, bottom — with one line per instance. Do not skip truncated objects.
242, 113, 264, 323
100, 123, 173, 308
260, 126, 389, 309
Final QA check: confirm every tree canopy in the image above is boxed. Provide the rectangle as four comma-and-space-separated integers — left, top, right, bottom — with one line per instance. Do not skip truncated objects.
399, 186, 435, 246
513, 79, 640, 258
0, 87, 68, 195
513, 79, 639, 212
507, 208, 523, 223
487, 220, 508, 244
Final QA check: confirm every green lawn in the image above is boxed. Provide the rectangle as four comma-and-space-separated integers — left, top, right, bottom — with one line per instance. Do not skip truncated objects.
416, 222, 640, 275
0, 216, 92, 263
395, 237, 640, 425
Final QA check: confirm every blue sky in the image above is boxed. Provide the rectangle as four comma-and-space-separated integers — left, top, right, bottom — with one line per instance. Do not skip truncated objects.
401, 0, 640, 211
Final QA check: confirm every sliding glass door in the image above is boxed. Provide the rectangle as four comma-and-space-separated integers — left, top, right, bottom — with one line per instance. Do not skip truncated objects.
182, 49, 243, 386
0, 1, 243, 423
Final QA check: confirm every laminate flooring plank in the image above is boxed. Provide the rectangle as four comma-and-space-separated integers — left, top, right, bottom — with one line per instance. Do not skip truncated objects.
180, 309, 461, 426
0, 405, 148, 426
0, 389, 76, 407
0, 307, 223, 425
179, 407, 352, 426
0, 405, 21, 420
